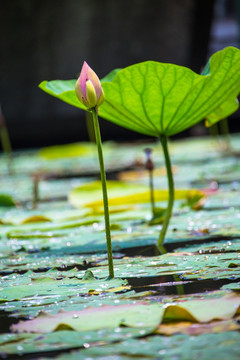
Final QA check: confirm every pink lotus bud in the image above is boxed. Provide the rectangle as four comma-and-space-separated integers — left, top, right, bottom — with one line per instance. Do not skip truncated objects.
75, 61, 104, 109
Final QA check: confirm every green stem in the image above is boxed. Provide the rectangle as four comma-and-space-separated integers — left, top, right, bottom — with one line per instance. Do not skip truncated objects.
32, 174, 40, 209
219, 118, 231, 151
0, 106, 13, 175
0, 126, 13, 175
85, 111, 96, 143
209, 123, 219, 138
157, 135, 174, 249
219, 118, 229, 136
173, 274, 185, 295
149, 169, 155, 216
0, 126, 12, 154
91, 109, 114, 279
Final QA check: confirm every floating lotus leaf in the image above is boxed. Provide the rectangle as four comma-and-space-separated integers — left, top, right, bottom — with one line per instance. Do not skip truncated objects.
11, 293, 240, 334
0, 271, 129, 302
39, 142, 95, 159
0, 328, 150, 357
67, 332, 240, 360
11, 303, 163, 333
156, 318, 240, 336
68, 180, 203, 209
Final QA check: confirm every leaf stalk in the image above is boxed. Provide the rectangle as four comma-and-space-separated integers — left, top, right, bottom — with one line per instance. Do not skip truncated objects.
91, 108, 114, 278
157, 135, 174, 250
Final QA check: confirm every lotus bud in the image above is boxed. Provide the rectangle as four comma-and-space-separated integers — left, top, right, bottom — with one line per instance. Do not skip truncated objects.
75, 61, 104, 110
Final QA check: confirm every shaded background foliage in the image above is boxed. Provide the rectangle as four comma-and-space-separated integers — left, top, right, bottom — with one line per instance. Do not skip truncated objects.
0, 0, 239, 148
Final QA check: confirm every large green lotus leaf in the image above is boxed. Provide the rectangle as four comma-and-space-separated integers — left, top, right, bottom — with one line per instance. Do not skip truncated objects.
0, 279, 229, 320
101, 68, 121, 82
58, 332, 240, 360
0, 286, 138, 319
0, 288, 231, 322
205, 97, 239, 127
11, 303, 163, 333
39, 79, 84, 109
0, 268, 105, 289
2, 207, 240, 267
12, 293, 240, 333
201, 58, 239, 127
0, 272, 129, 302
0, 253, 106, 273
2, 207, 240, 266
44, 246, 236, 281
3, 246, 239, 293
39, 47, 240, 137
100, 47, 240, 136
0, 328, 152, 357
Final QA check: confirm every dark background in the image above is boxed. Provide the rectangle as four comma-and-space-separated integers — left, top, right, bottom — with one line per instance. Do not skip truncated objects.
0, 0, 239, 149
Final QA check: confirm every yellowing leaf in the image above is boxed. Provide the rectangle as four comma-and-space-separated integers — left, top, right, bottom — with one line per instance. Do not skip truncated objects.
39, 142, 95, 159
156, 318, 240, 335
181, 189, 206, 210
22, 215, 52, 224
88, 285, 131, 295
69, 180, 204, 210
163, 294, 240, 323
